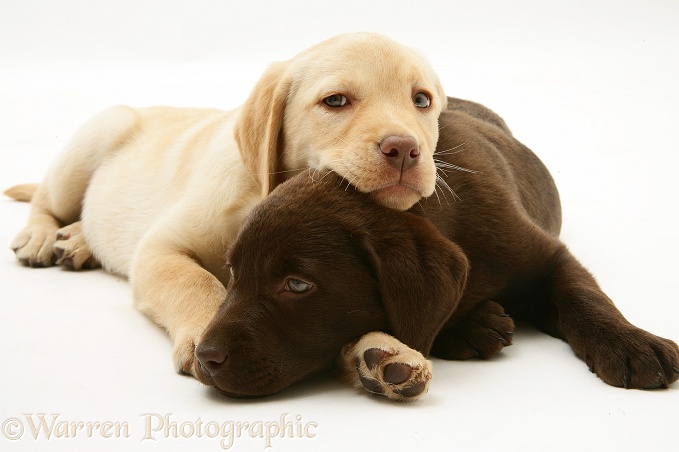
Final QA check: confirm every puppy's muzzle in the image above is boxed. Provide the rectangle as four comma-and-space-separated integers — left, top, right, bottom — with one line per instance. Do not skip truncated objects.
380, 135, 419, 172
194, 326, 284, 397
195, 342, 226, 382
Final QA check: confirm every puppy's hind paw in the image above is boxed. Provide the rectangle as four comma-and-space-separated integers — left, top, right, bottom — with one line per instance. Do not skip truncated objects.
341, 332, 432, 402
54, 222, 100, 270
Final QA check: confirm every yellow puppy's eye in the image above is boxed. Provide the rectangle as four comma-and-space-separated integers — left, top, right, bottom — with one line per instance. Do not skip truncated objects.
323, 94, 349, 108
284, 278, 313, 294
413, 92, 431, 108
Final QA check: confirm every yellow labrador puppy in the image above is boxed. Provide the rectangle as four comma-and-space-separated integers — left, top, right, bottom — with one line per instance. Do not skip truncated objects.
6, 32, 446, 377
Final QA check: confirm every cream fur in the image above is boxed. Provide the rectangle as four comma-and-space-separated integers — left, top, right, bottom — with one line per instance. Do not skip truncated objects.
7, 32, 445, 377
340, 331, 433, 402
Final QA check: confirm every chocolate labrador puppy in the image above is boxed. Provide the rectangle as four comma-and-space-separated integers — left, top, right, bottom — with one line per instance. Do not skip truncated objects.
194, 97, 679, 400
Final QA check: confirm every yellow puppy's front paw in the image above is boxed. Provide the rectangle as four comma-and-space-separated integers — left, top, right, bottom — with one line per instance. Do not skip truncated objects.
342, 332, 432, 401
173, 335, 200, 377
11, 226, 59, 268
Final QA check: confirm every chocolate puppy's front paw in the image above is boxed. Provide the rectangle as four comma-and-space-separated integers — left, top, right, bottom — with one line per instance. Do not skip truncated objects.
582, 327, 679, 389
433, 299, 514, 360
341, 332, 432, 401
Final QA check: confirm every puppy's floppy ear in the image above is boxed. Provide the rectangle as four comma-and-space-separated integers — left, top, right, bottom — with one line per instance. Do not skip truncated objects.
234, 61, 291, 198
360, 215, 469, 355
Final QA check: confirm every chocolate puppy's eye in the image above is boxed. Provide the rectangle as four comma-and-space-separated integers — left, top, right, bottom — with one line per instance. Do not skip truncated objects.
284, 278, 313, 294
323, 94, 349, 108
413, 91, 431, 108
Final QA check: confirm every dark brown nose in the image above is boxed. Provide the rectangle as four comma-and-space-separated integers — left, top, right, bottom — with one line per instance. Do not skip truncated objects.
380, 135, 420, 171
195, 343, 227, 376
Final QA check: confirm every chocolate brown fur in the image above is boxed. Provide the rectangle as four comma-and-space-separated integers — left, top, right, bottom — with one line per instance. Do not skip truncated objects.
195, 97, 679, 397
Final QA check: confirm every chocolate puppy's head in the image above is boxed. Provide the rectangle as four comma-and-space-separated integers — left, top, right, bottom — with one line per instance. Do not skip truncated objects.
195, 172, 468, 397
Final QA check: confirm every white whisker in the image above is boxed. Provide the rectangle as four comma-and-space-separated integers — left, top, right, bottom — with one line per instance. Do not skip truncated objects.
318, 170, 335, 181
438, 122, 452, 132
434, 142, 467, 156
436, 179, 452, 206
268, 167, 307, 176
434, 159, 479, 174
431, 182, 443, 207
344, 173, 361, 192
436, 174, 461, 202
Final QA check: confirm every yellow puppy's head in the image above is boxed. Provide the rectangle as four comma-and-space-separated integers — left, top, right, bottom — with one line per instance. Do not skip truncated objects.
235, 32, 446, 211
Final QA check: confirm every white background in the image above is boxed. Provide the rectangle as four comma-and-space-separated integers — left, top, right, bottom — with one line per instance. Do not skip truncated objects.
1, 1, 678, 450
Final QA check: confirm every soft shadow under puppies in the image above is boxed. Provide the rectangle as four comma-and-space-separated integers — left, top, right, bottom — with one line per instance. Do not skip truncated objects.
196, 97, 679, 400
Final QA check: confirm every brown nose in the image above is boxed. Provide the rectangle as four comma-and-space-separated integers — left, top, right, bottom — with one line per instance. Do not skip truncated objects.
195, 342, 227, 376
380, 136, 420, 171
